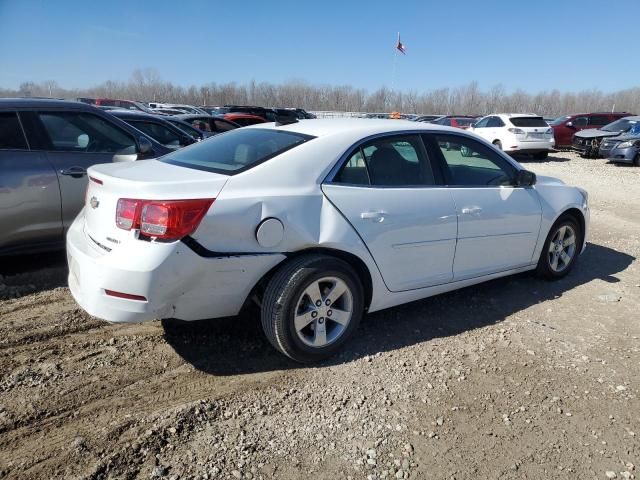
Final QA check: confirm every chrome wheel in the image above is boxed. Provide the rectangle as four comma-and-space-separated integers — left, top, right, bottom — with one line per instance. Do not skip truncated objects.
547, 225, 577, 273
294, 276, 353, 348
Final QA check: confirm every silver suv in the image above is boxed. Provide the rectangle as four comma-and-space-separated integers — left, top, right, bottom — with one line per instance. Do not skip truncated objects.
0, 99, 169, 255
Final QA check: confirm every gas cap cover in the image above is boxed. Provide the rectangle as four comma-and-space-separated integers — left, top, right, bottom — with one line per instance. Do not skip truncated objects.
256, 218, 284, 248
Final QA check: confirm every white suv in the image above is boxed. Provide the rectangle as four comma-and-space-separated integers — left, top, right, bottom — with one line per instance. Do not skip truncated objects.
468, 114, 555, 159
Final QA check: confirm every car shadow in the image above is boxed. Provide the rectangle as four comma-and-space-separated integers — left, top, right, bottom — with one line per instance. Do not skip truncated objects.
162, 242, 634, 376
514, 153, 572, 163
0, 251, 68, 299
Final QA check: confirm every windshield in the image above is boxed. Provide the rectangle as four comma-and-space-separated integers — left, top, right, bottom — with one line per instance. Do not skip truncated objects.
602, 118, 639, 132
551, 115, 571, 126
161, 128, 314, 174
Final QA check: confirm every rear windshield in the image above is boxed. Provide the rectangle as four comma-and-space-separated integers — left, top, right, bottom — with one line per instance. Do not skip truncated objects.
509, 116, 548, 127
160, 128, 314, 174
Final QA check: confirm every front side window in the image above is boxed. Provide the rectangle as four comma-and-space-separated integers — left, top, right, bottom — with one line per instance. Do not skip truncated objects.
333, 135, 435, 186
0, 112, 28, 150
474, 117, 489, 128
430, 134, 516, 187
572, 117, 588, 127
161, 128, 313, 174
37, 112, 136, 153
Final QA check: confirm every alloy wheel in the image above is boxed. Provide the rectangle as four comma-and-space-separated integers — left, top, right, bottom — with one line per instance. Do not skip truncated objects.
293, 276, 353, 348
547, 225, 577, 273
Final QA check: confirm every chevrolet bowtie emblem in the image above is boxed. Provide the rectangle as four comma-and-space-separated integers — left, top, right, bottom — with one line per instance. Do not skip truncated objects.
90, 196, 99, 209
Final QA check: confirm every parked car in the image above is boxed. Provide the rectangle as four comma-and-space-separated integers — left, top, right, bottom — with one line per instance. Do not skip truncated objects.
147, 103, 208, 115
430, 116, 477, 129
0, 98, 170, 256
162, 116, 211, 140
212, 105, 277, 121
284, 108, 316, 119
67, 119, 589, 362
108, 110, 198, 149
92, 98, 153, 113
174, 114, 240, 134
599, 123, 640, 166
413, 115, 443, 122
571, 116, 640, 157
222, 113, 267, 127
468, 114, 555, 159
551, 112, 631, 149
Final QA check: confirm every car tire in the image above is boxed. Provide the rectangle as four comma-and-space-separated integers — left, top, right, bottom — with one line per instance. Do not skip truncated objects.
535, 215, 582, 280
493, 140, 502, 150
261, 254, 364, 363
534, 151, 549, 160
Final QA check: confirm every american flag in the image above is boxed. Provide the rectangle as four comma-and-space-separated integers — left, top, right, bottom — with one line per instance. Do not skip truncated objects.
396, 32, 406, 54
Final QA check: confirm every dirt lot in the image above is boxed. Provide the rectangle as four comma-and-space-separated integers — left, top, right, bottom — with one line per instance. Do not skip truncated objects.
0, 152, 638, 480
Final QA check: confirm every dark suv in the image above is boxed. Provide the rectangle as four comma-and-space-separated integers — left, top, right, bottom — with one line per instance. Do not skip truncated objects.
0, 99, 169, 255
551, 112, 631, 148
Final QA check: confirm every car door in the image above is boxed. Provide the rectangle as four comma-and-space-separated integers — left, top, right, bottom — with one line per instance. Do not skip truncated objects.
424, 133, 542, 279
25, 110, 139, 231
0, 111, 62, 253
322, 134, 458, 292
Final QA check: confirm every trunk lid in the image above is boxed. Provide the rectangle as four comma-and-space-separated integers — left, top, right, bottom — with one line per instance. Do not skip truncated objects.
83, 160, 228, 252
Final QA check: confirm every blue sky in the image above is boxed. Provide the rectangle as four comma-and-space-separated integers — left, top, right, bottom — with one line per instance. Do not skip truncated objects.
1, 0, 638, 94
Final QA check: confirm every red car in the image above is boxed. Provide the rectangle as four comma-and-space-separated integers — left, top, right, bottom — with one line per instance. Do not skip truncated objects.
551, 112, 632, 148
430, 116, 477, 129
223, 113, 267, 127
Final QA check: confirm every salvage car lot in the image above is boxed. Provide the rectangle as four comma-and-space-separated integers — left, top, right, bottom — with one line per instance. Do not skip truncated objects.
0, 152, 638, 479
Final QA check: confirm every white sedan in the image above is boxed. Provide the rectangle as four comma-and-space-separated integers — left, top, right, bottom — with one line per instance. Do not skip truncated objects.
67, 119, 589, 362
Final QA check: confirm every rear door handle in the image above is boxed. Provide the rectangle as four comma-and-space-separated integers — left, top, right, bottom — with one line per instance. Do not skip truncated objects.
461, 206, 483, 215
360, 210, 386, 222
60, 166, 87, 178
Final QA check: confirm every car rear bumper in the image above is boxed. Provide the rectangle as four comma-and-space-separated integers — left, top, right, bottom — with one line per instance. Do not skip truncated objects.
503, 139, 554, 153
66, 212, 285, 323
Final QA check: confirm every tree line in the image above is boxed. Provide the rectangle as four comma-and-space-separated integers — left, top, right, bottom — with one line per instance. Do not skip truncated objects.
3, 68, 640, 117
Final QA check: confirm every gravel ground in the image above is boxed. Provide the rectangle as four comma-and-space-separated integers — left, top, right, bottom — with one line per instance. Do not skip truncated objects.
0, 152, 638, 480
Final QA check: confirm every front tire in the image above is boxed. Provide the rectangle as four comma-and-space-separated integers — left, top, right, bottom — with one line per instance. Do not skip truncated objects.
261, 254, 364, 362
536, 215, 582, 279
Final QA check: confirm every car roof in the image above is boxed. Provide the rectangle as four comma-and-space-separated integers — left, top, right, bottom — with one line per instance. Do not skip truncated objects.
0, 98, 95, 109
174, 114, 212, 120
245, 118, 455, 138
108, 110, 165, 120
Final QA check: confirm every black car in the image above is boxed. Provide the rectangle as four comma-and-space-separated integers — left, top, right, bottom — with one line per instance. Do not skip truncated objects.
572, 116, 640, 157
108, 110, 198, 149
0, 98, 170, 255
174, 114, 240, 134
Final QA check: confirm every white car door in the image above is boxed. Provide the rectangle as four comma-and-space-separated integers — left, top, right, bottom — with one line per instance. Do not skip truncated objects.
322, 134, 458, 292
469, 116, 491, 142
424, 133, 542, 279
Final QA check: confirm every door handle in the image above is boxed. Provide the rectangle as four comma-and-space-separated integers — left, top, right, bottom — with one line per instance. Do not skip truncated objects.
461, 206, 483, 215
360, 210, 386, 222
60, 167, 87, 178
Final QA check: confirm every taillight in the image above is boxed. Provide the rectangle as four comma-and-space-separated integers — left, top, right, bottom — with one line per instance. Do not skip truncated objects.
508, 128, 525, 134
116, 198, 214, 240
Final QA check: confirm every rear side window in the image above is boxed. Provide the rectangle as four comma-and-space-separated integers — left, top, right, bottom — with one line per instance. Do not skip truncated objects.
589, 115, 611, 126
161, 128, 314, 174
129, 120, 181, 147
509, 117, 547, 128
0, 112, 28, 150
333, 135, 436, 186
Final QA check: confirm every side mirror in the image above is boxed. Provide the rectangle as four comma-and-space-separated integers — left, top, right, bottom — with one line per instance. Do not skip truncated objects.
137, 136, 153, 155
566, 121, 574, 128
514, 169, 537, 187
